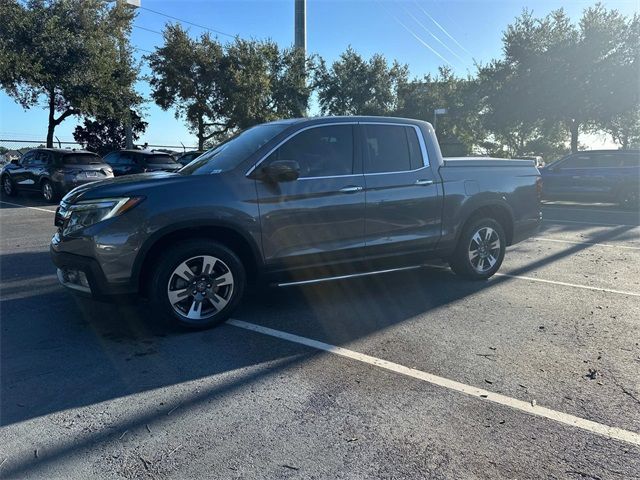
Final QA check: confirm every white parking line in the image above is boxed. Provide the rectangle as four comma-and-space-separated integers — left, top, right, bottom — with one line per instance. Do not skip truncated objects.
227, 319, 640, 447
534, 237, 640, 250
0, 200, 56, 213
421, 264, 640, 297
543, 206, 631, 215
493, 272, 640, 297
543, 218, 639, 228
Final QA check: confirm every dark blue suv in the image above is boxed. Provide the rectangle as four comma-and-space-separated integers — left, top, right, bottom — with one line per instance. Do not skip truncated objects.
540, 150, 639, 208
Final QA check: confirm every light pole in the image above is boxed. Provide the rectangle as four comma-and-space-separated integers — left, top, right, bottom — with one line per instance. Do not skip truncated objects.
433, 108, 447, 133
116, 0, 140, 149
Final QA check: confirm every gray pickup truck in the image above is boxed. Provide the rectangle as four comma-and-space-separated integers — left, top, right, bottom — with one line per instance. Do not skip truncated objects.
51, 116, 542, 329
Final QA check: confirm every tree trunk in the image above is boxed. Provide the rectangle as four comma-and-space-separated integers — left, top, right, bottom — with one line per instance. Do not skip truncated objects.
46, 90, 56, 148
197, 115, 204, 151
569, 119, 579, 153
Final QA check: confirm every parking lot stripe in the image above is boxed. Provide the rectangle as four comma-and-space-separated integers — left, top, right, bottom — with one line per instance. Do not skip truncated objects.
227, 318, 640, 447
0, 201, 56, 213
493, 272, 640, 297
534, 237, 640, 250
543, 218, 640, 228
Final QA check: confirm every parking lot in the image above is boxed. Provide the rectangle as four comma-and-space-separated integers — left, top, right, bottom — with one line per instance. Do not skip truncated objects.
1, 196, 639, 479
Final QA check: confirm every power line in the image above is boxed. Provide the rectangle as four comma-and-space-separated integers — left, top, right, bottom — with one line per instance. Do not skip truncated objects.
133, 24, 163, 36
413, 0, 473, 58
375, 0, 451, 66
401, 5, 466, 64
137, 5, 237, 39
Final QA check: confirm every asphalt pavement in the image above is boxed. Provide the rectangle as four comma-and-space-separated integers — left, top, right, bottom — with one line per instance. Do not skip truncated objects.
1, 195, 639, 479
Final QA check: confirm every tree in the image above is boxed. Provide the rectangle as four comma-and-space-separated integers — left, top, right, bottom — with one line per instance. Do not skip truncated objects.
395, 66, 484, 155
315, 47, 408, 116
0, 0, 140, 147
604, 110, 640, 150
147, 25, 226, 150
73, 110, 147, 155
496, 6, 638, 153
147, 27, 315, 150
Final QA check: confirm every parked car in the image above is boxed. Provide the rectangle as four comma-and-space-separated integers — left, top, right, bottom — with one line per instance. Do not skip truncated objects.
1, 148, 113, 203
176, 150, 204, 166
51, 116, 541, 329
102, 150, 181, 176
540, 150, 640, 208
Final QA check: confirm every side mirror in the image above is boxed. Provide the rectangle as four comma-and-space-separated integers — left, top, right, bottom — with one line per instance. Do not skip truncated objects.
261, 160, 300, 182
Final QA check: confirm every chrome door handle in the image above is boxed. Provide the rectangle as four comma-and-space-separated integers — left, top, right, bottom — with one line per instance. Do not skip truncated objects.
339, 185, 364, 193
415, 179, 434, 186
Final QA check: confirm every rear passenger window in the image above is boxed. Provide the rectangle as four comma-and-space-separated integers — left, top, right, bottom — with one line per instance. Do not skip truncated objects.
269, 125, 354, 178
406, 127, 425, 170
364, 125, 414, 173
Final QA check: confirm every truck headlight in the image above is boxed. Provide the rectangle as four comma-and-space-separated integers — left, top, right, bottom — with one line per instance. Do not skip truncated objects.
62, 197, 144, 236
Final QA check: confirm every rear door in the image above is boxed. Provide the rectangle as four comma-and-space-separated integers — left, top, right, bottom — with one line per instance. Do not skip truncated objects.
25, 151, 49, 190
361, 123, 442, 257
255, 123, 366, 268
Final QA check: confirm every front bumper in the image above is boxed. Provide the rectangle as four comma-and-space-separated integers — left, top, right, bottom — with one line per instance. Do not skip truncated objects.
50, 245, 136, 299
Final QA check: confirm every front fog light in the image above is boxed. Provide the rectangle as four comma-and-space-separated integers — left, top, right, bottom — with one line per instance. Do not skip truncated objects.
62, 268, 90, 288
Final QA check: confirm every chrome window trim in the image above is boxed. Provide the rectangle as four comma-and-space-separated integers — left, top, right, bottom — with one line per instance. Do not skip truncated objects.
245, 120, 432, 178
245, 122, 358, 177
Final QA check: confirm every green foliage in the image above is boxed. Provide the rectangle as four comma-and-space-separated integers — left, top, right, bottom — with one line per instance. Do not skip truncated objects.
481, 5, 639, 154
315, 47, 408, 116
396, 66, 483, 156
73, 110, 147, 155
147, 26, 314, 150
0, 0, 140, 147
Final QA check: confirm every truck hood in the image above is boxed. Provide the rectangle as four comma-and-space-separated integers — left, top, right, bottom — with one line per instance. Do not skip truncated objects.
62, 171, 188, 203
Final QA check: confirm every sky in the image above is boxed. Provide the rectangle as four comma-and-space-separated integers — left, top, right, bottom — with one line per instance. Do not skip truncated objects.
1, 0, 638, 150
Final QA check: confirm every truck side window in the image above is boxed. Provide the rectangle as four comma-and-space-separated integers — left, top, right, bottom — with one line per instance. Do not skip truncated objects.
406, 127, 424, 170
364, 125, 411, 173
269, 125, 354, 178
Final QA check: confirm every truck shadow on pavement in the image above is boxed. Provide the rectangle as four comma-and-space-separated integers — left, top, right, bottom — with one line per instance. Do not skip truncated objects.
0, 223, 637, 478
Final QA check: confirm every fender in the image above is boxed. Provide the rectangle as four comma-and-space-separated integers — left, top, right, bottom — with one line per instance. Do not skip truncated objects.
130, 218, 264, 284
450, 192, 516, 245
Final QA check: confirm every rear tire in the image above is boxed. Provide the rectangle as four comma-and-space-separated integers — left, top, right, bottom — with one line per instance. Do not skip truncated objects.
148, 239, 246, 330
449, 217, 506, 280
41, 180, 58, 203
2, 175, 17, 197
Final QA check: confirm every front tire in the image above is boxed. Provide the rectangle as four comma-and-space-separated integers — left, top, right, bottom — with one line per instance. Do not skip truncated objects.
449, 217, 506, 280
41, 180, 58, 203
148, 239, 246, 330
2, 175, 17, 197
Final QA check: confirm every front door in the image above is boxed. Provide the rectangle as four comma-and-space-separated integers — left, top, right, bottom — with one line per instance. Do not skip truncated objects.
255, 123, 366, 270
361, 123, 442, 258
12, 151, 37, 191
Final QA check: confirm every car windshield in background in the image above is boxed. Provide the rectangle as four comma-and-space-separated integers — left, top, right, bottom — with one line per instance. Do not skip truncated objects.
62, 154, 102, 165
179, 123, 290, 175
146, 154, 178, 165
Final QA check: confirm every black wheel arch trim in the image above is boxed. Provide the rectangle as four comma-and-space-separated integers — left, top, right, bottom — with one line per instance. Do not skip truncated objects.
453, 194, 516, 246
131, 219, 264, 288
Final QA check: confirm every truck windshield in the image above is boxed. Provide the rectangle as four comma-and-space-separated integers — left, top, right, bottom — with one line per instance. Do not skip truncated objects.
179, 123, 290, 175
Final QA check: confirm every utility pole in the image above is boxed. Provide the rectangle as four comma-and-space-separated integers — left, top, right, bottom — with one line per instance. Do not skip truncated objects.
117, 0, 140, 149
294, 0, 306, 53
294, 0, 307, 116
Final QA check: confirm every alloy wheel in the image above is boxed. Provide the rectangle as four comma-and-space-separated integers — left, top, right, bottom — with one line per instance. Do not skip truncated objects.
43, 182, 53, 201
166, 255, 234, 322
3, 177, 13, 195
468, 226, 501, 274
